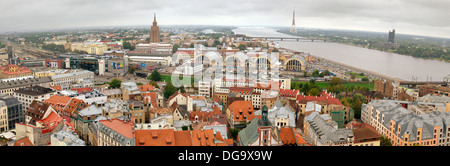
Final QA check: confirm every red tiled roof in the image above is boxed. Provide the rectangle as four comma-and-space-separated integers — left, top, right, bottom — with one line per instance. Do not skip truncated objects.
279, 127, 297, 145
279, 89, 299, 98
14, 137, 33, 146
176, 50, 195, 55
144, 92, 159, 108
295, 132, 309, 146
71, 87, 92, 93
296, 91, 342, 105
138, 84, 155, 92
352, 123, 382, 142
135, 129, 176, 146
229, 87, 253, 95
228, 100, 254, 122
191, 129, 216, 146
99, 118, 135, 139
189, 95, 206, 100
63, 98, 88, 118
189, 105, 222, 123
26, 101, 52, 126
174, 130, 193, 146
1, 65, 32, 75
51, 85, 62, 91
37, 111, 63, 134
44, 95, 72, 113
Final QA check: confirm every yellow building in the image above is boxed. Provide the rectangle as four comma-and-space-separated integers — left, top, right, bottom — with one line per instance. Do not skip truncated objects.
0, 65, 33, 79
70, 42, 108, 55
34, 69, 69, 78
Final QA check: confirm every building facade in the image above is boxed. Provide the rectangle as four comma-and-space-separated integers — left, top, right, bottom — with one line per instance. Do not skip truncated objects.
13, 85, 55, 112
0, 94, 23, 131
97, 118, 135, 146
149, 13, 161, 43
361, 100, 450, 146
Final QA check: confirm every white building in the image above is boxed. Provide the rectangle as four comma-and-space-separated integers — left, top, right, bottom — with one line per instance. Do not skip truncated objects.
69, 89, 107, 105
51, 70, 95, 90
13, 86, 55, 112
51, 129, 86, 146
198, 80, 211, 98
0, 100, 8, 133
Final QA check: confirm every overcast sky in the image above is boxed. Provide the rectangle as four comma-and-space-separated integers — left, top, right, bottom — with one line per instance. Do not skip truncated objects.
1, 0, 449, 38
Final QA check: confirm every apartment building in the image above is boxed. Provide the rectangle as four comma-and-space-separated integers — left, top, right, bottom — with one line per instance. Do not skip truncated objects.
70, 42, 108, 55
51, 70, 94, 90
13, 85, 55, 112
198, 80, 211, 98
0, 94, 23, 130
97, 118, 135, 146
0, 77, 53, 96
361, 100, 450, 146
304, 111, 354, 146
0, 101, 8, 132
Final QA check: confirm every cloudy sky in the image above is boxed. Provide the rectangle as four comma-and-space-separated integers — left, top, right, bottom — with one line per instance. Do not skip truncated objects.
1, 0, 449, 38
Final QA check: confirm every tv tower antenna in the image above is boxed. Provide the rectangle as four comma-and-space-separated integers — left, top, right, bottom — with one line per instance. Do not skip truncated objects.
290, 7, 297, 33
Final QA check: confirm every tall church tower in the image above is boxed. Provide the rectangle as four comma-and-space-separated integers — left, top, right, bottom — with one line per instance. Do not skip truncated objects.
258, 103, 273, 146
149, 13, 161, 43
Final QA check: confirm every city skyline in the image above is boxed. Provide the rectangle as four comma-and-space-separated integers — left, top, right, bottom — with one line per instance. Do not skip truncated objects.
1, 0, 450, 38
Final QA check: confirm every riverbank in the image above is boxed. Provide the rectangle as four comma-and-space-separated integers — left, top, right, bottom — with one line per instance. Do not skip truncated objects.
280, 46, 406, 82
278, 30, 450, 63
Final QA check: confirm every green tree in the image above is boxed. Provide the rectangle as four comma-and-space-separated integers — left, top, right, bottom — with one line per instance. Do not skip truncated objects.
308, 88, 320, 96
321, 70, 330, 76
272, 48, 279, 52
172, 44, 180, 54
163, 82, 177, 99
380, 136, 392, 146
312, 69, 320, 77
237, 44, 247, 51
128, 66, 136, 74
177, 85, 186, 93
148, 70, 161, 81
123, 41, 135, 51
330, 77, 342, 86
149, 81, 160, 89
352, 97, 363, 119
108, 78, 122, 89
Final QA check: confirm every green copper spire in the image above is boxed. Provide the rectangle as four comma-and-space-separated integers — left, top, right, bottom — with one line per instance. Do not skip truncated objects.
258, 101, 271, 126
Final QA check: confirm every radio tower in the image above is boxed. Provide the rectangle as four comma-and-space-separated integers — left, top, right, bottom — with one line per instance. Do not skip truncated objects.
290, 9, 297, 33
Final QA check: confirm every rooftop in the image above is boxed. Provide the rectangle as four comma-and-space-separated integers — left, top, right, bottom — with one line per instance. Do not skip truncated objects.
15, 85, 54, 96
0, 77, 53, 90
99, 118, 135, 139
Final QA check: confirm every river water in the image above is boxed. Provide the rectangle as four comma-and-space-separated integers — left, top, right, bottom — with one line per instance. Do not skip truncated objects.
233, 27, 450, 81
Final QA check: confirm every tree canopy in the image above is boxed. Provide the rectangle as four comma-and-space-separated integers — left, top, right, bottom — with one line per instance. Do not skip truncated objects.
148, 70, 161, 81
108, 78, 122, 89
163, 82, 177, 99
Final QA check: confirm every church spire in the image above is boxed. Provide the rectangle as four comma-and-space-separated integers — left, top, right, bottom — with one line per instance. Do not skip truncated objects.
258, 101, 271, 127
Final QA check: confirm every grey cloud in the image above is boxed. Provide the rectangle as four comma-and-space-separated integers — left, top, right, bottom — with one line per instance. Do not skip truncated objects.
0, 0, 448, 38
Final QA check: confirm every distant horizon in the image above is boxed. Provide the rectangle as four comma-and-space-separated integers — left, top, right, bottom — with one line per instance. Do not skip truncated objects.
2, 24, 450, 41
